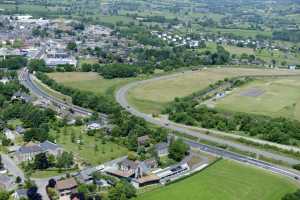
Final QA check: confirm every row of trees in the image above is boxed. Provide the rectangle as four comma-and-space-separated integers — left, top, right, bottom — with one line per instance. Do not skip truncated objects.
0, 56, 27, 70
273, 30, 300, 43
166, 100, 300, 145
135, 45, 231, 71
36, 72, 118, 114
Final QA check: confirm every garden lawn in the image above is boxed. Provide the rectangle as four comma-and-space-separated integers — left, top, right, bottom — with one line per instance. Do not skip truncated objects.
215, 77, 300, 120
136, 159, 299, 200
128, 68, 300, 114
31, 168, 77, 178
54, 126, 128, 166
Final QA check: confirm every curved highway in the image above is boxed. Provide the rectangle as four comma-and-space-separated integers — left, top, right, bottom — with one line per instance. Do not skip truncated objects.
116, 71, 300, 182
19, 68, 95, 116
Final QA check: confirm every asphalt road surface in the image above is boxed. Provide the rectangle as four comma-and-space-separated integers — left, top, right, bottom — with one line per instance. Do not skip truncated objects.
18, 68, 94, 116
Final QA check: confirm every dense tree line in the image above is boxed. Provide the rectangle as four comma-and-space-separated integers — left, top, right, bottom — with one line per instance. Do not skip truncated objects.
166, 99, 300, 145
0, 72, 56, 143
272, 30, 300, 43
282, 190, 300, 200
81, 62, 153, 77
36, 72, 119, 114
135, 45, 231, 71
99, 64, 139, 79
2, 102, 56, 142
0, 56, 27, 70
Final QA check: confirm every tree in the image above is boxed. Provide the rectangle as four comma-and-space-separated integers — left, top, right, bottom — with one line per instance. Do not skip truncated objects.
47, 179, 56, 188
47, 187, 59, 200
292, 164, 300, 171
28, 59, 49, 72
0, 155, 3, 169
67, 42, 77, 51
168, 138, 189, 161
282, 190, 300, 200
33, 153, 49, 170
0, 190, 9, 200
27, 186, 42, 200
15, 176, 22, 184
56, 152, 74, 169
108, 181, 136, 200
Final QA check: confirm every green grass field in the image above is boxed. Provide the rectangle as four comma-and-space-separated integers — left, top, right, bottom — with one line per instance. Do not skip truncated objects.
53, 126, 128, 166
128, 68, 300, 114
136, 160, 299, 200
215, 77, 300, 120
48, 72, 138, 97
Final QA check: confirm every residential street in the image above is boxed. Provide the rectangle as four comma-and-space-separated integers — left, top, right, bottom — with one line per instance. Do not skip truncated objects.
2, 154, 25, 180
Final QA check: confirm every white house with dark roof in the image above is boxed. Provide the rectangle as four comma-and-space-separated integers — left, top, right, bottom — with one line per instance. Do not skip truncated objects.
15, 140, 63, 162
15, 142, 45, 162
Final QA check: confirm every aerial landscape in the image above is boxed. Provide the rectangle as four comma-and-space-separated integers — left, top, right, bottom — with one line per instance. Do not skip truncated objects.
0, 0, 300, 200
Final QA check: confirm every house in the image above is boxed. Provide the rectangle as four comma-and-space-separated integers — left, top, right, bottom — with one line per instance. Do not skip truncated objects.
106, 158, 138, 178
15, 142, 45, 162
156, 162, 190, 182
55, 178, 78, 198
40, 140, 63, 157
131, 174, 160, 188
0, 174, 14, 190
15, 140, 63, 162
12, 189, 28, 200
155, 143, 169, 157
119, 159, 138, 171
137, 135, 150, 146
106, 157, 158, 182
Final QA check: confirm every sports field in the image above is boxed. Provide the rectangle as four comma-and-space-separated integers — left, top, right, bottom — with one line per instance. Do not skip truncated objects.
136, 160, 299, 200
127, 68, 300, 114
48, 72, 138, 97
215, 77, 300, 120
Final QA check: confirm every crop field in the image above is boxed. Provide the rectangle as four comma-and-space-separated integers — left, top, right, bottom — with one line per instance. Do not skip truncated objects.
136, 160, 298, 200
128, 68, 300, 114
215, 77, 300, 120
48, 72, 138, 97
